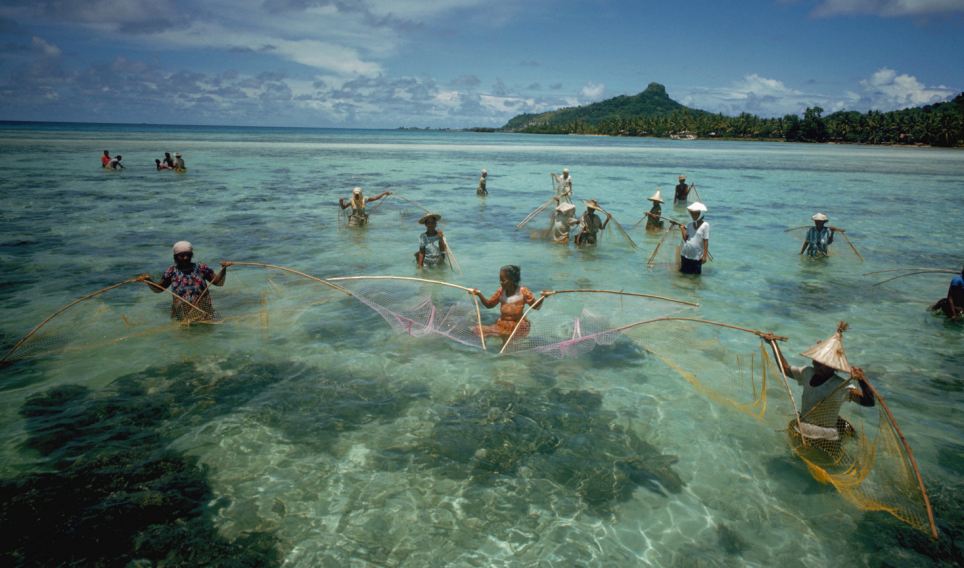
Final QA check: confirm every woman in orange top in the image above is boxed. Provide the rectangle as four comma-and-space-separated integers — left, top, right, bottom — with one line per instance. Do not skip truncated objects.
472, 265, 545, 340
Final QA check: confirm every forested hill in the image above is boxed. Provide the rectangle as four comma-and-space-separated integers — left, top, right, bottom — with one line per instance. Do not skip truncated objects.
498, 83, 964, 147
502, 82, 706, 132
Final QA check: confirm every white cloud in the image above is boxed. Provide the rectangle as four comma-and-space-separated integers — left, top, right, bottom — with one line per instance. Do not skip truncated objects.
31, 36, 60, 57
580, 82, 605, 100
680, 74, 824, 116
854, 67, 954, 108
812, 0, 964, 17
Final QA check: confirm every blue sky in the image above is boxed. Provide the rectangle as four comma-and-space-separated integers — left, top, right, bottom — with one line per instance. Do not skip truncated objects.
1, 0, 962, 128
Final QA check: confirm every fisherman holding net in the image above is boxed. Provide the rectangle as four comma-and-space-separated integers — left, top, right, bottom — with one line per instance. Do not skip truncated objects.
477, 169, 488, 196
574, 199, 611, 246
644, 189, 665, 231
800, 213, 836, 257
552, 168, 573, 204
674, 175, 690, 204
472, 265, 547, 342
930, 266, 964, 320
550, 202, 579, 243
771, 322, 875, 454
679, 202, 709, 274
339, 186, 391, 227
141, 241, 229, 322
415, 213, 447, 270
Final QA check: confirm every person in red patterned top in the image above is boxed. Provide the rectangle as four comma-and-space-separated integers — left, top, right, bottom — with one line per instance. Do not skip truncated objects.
141, 241, 230, 321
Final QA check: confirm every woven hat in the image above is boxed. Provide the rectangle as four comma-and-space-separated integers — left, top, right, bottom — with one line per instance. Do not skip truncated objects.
811, 213, 829, 222
584, 199, 601, 210
418, 212, 441, 224
556, 202, 576, 213
801, 321, 852, 373
678, 175, 686, 181
174, 152, 181, 157
648, 189, 664, 203
172, 241, 193, 255
352, 187, 362, 195
686, 202, 707, 213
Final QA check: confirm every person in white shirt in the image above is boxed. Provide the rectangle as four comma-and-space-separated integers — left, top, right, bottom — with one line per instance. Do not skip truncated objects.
679, 202, 709, 274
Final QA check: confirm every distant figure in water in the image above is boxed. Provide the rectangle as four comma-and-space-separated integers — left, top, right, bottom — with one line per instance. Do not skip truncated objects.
477, 169, 488, 196
644, 189, 665, 231
173, 152, 186, 172
772, 322, 875, 449
800, 213, 836, 257
574, 199, 610, 246
155, 159, 171, 171
553, 168, 573, 204
674, 175, 690, 204
679, 202, 709, 274
107, 155, 124, 170
550, 202, 579, 244
473, 265, 546, 341
163, 152, 175, 169
415, 213, 446, 270
931, 266, 964, 320
339, 186, 391, 227
101, 150, 111, 168
140, 241, 230, 322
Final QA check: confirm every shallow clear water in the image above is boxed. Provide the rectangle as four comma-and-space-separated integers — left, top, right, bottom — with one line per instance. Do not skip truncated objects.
0, 123, 962, 566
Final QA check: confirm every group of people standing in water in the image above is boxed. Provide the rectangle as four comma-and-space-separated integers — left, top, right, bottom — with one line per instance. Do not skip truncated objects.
99, 150, 185, 171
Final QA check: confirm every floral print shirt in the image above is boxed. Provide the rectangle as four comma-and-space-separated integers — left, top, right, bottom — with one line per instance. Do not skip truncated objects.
160, 263, 215, 302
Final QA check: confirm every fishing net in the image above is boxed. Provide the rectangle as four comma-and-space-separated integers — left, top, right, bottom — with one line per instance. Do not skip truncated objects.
787, 372, 937, 537
0, 268, 342, 366
646, 227, 683, 272
326, 276, 485, 350
500, 292, 698, 357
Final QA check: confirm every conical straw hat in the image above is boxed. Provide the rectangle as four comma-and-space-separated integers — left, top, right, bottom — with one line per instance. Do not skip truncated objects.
801, 321, 852, 373
648, 190, 663, 203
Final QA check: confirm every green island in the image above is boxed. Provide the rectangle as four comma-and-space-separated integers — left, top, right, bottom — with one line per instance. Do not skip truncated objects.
486, 82, 964, 147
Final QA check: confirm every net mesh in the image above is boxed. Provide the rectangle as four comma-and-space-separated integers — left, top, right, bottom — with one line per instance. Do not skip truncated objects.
634, 320, 936, 536
788, 381, 936, 535
646, 228, 682, 272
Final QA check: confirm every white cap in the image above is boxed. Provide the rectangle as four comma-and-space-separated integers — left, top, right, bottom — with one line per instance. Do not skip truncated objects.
562, 168, 569, 174
687, 202, 707, 213
352, 187, 362, 195
556, 202, 576, 213
481, 169, 487, 174
812, 213, 828, 222
172, 241, 193, 255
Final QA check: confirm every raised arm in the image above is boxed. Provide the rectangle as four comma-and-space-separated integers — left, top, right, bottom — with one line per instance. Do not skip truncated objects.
848, 368, 876, 407
210, 262, 231, 286
366, 191, 392, 203
473, 288, 501, 309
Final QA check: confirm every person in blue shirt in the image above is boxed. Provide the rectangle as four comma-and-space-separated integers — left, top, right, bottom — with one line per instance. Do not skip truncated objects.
931, 267, 964, 320
800, 213, 836, 257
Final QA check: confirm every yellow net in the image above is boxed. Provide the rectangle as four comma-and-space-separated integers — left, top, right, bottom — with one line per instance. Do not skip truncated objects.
630, 320, 937, 538
786, 370, 938, 537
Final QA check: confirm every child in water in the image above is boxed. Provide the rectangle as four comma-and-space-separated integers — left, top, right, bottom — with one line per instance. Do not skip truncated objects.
473, 265, 547, 342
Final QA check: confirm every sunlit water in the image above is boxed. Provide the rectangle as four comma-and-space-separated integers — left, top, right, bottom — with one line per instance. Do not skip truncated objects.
0, 123, 961, 566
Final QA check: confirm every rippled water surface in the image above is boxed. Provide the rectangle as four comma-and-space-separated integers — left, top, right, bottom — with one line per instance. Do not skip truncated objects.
0, 123, 962, 566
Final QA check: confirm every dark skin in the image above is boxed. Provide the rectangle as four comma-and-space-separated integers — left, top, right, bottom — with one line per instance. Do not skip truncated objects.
799, 220, 837, 255
140, 252, 230, 291
472, 269, 549, 310
946, 269, 964, 319
773, 346, 875, 407
416, 217, 446, 269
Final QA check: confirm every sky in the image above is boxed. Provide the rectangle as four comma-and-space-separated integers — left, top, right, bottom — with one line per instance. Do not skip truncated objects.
0, 0, 962, 128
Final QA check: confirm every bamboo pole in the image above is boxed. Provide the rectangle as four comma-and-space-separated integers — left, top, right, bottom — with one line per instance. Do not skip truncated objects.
2, 276, 211, 364
498, 293, 549, 355
767, 339, 806, 448
326, 274, 475, 294
856, 370, 939, 539
471, 292, 486, 352
227, 262, 353, 295
517, 196, 557, 229
595, 206, 638, 249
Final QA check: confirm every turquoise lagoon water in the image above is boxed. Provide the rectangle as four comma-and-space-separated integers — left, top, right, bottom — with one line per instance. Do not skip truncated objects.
0, 123, 961, 566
